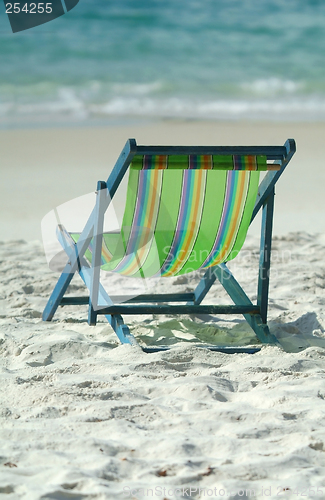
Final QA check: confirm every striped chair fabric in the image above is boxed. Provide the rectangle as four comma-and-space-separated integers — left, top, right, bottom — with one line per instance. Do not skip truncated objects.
71, 154, 274, 278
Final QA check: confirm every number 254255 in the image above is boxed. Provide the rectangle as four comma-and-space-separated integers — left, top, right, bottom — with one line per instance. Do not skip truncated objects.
5, 3, 53, 14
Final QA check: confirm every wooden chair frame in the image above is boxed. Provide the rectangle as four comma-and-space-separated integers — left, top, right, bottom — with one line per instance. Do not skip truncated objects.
43, 138, 296, 353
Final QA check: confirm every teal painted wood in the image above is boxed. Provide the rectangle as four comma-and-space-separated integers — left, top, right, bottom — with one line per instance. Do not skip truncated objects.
214, 264, 254, 307
81, 267, 136, 345
136, 144, 287, 160
257, 188, 275, 324
88, 180, 107, 326
42, 214, 95, 321
192, 268, 217, 305
58, 228, 137, 345
187, 139, 296, 310
109, 314, 137, 346
43, 139, 136, 323
214, 264, 278, 345
97, 304, 260, 315
60, 293, 196, 305
42, 216, 96, 322
106, 139, 137, 197
142, 346, 261, 354
122, 293, 196, 303
251, 139, 295, 222
60, 296, 89, 305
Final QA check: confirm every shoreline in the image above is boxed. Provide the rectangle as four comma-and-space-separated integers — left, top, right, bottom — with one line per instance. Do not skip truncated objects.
1, 119, 324, 241
2, 115, 325, 131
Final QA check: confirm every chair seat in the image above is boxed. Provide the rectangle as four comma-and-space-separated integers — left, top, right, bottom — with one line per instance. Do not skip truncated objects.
71, 167, 259, 278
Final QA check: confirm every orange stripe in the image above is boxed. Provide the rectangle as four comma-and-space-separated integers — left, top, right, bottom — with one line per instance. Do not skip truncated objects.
221, 173, 246, 259
203, 155, 207, 169
211, 172, 247, 265
101, 241, 112, 263
158, 155, 167, 169
204, 155, 212, 169
164, 171, 204, 276
128, 171, 158, 271
201, 155, 212, 169
247, 155, 256, 171
123, 170, 160, 275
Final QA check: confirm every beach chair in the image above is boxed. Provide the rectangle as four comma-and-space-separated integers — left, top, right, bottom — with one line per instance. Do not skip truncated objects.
43, 138, 296, 353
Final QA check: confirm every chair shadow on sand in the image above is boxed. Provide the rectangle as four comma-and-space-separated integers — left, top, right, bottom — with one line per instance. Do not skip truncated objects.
269, 312, 325, 353
128, 311, 325, 354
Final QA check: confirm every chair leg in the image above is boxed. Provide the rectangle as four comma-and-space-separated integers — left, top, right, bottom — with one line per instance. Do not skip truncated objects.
88, 181, 107, 326
257, 187, 275, 324
43, 216, 95, 321
214, 264, 277, 345
68, 265, 138, 346
43, 140, 136, 323
109, 314, 138, 346
192, 267, 217, 305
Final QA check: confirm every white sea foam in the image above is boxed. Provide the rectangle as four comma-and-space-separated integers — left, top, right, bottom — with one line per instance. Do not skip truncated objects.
241, 78, 303, 95
90, 95, 325, 121
2, 81, 325, 124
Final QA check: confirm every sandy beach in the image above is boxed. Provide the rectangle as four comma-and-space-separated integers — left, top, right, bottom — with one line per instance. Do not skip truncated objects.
1, 120, 325, 240
1, 121, 325, 499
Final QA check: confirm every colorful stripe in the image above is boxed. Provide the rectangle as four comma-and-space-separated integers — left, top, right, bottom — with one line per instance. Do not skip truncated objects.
111, 169, 163, 275
202, 171, 250, 268
189, 154, 213, 169
233, 155, 257, 170
70, 233, 116, 267
157, 170, 207, 277
130, 154, 270, 171
143, 155, 167, 169
87, 236, 113, 266
69, 154, 261, 278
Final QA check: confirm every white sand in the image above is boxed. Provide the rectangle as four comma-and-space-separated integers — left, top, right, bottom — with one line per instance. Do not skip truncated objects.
1, 231, 325, 498
1, 122, 325, 499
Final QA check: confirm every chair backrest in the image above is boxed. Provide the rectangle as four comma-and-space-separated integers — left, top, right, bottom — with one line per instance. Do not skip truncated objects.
85, 153, 278, 278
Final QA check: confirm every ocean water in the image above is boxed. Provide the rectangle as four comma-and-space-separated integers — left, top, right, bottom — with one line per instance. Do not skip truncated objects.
1, 0, 325, 126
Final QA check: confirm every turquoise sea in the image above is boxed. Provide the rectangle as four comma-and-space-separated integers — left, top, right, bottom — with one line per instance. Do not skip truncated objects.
1, 0, 325, 126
